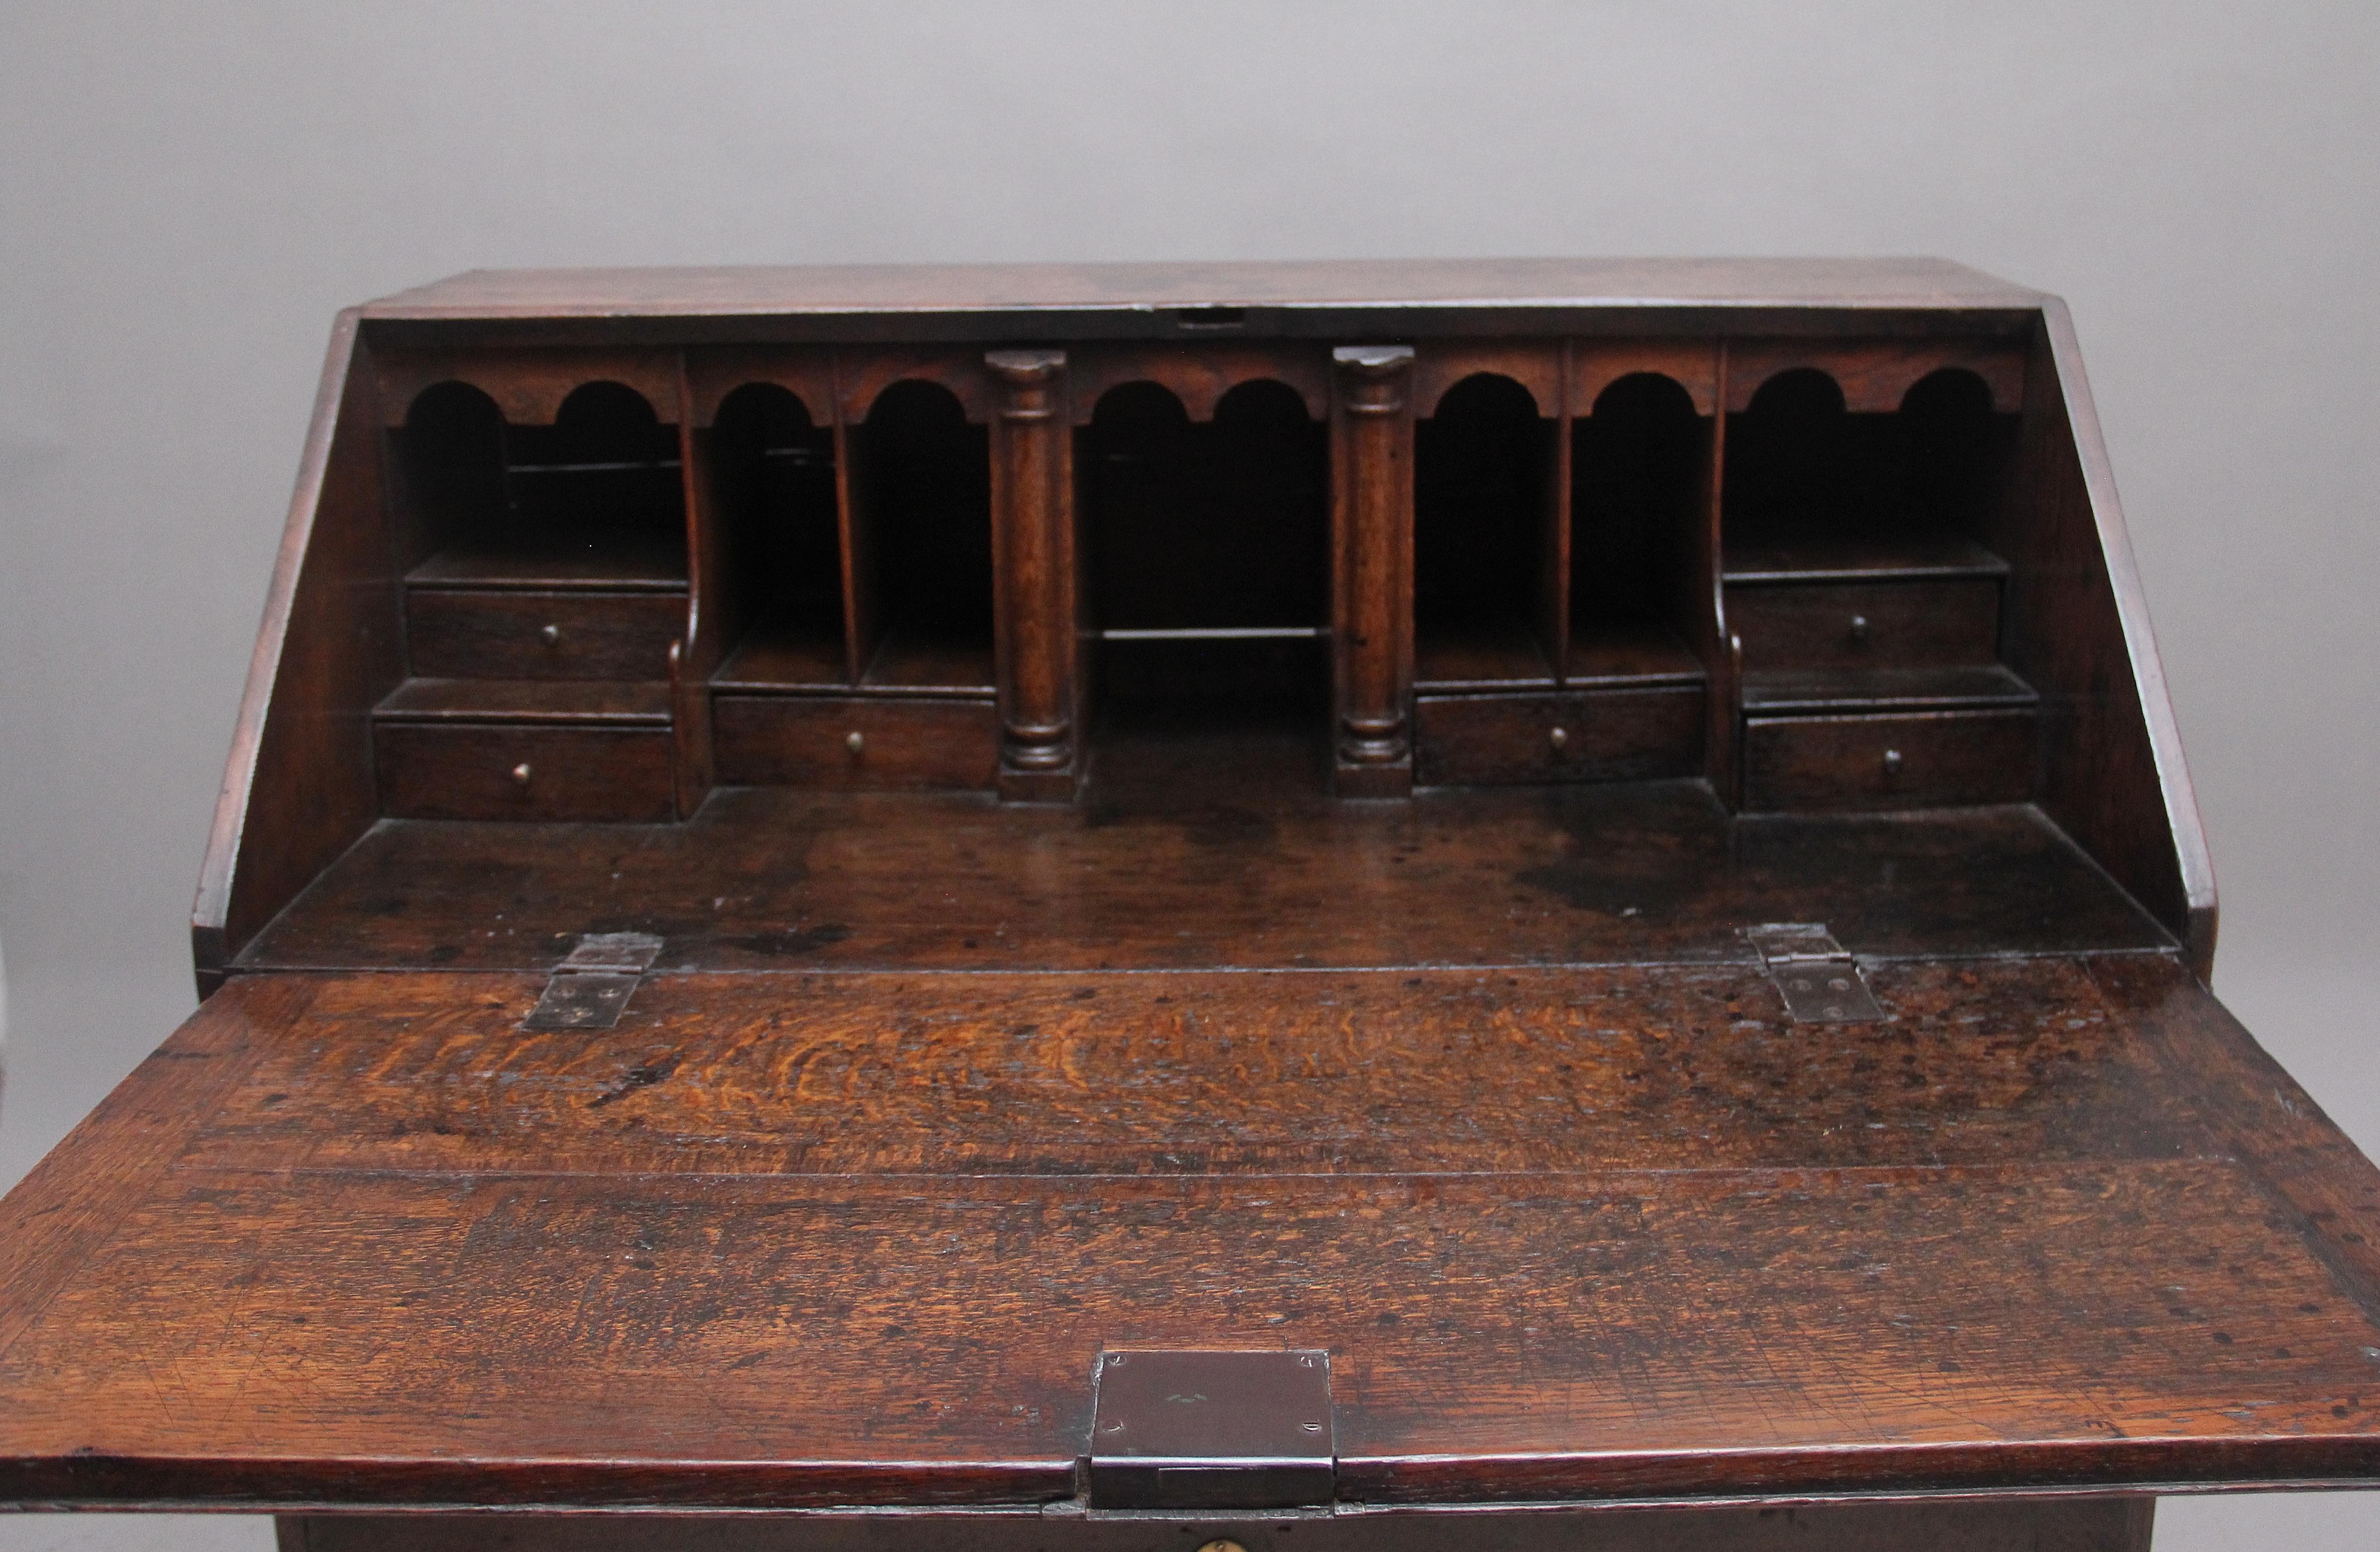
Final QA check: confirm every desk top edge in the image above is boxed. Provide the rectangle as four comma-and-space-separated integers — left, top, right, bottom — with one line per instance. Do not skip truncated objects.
362, 258, 2048, 321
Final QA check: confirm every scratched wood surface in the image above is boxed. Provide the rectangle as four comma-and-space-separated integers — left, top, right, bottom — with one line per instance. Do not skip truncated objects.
238, 770, 2173, 975
4, 953, 2380, 1509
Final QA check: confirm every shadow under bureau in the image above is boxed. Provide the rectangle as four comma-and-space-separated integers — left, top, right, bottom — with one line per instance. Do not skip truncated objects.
1, 260, 2370, 1552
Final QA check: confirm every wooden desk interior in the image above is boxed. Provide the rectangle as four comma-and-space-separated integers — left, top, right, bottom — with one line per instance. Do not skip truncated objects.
0, 262, 2371, 1549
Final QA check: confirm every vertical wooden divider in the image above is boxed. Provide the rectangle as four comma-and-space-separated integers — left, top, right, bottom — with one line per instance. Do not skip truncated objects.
986, 349, 1080, 801
1330, 344, 1416, 798
671, 352, 718, 819
1705, 340, 1740, 804
829, 351, 877, 687
1547, 340, 1575, 685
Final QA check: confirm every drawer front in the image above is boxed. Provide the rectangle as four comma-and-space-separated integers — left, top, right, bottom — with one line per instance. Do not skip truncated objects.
1727, 579, 1999, 671
407, 589, 685, 680
1742, 709, 2037, 812
1416, 687, 1704, 787
377, 724, 676, 821
714, 696, 998, 789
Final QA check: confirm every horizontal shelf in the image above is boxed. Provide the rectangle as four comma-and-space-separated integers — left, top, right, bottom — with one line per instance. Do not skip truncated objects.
373, 678, 672, 727
1415, 619, 1556, 691
712, 625, 848, 693
408, 530, 688, 593
1740, 664, 2038, 715
1565, 620, 1707, 687
1723, 527, 2009, 585
861, 627, 996, 699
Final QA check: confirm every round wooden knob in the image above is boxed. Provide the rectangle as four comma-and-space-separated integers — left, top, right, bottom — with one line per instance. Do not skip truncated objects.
510, 762, 533, 785
845, 731, 866, 755
1548, 725, 1569, 751
539, 624, 562, 645
1848, 614, 1871, 646
1881, 748, 1904, 778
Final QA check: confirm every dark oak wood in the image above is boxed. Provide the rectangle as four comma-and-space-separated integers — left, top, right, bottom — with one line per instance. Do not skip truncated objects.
77, 261, 2298, 1543
235, 778, 2173, 975
1743, 709, 2039, 813
1329, 346, 1416, 796
1413, 687, 1703, 786
713, 695, 998, 789
375, 723, 676, 821
279, 1499, 2154, 1552
190, 312, 402, 994
405, 587, 686, 680
4, 956, 2379, 1514
1728, 578, 2001, 671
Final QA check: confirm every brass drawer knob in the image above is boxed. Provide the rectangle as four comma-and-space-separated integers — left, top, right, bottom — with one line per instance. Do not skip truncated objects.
1548, 725, 1569, 751
845, 731, 866, 755
539, 624, 562, 645
511, 761, 533, 786
1881, 748, 1904, 778
1848, 614, 1871, 646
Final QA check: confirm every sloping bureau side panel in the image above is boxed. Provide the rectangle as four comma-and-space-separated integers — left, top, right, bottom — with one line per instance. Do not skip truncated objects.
1992, 306, 2217, 974
189, 313, 403, 993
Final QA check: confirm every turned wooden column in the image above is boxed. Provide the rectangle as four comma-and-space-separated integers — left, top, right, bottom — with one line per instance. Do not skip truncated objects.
1330, 344, 1416, 798
985, 349, 1079, 801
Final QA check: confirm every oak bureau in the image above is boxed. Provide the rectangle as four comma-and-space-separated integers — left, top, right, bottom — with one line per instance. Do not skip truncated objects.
0, 260, 2370, 1552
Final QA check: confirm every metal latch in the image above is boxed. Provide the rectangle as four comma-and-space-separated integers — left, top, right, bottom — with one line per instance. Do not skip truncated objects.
1747, 923, 1884, 1023
1088, 1349, 1335, 1511
521, 932, 664, 1031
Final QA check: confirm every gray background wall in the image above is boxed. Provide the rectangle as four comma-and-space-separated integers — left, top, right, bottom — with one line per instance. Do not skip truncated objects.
1, 3, 2375, 1547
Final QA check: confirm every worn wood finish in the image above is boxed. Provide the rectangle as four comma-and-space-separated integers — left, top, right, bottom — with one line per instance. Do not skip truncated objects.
713, 696, 998, 790
103, 263, 2275, 1542
1727, 578, 2002, 672
1414, 687, 1703, 787
375, 723, 676, 821
1742, 709, 2039, 813
191, 313, 402, 993
5, 957, 2380, 1511
279, 1499, 2154, 1552
1329, 346, 1416, 797
236, 778, 2173, 975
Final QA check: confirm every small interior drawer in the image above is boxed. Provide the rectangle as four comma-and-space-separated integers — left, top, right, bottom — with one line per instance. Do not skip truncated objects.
1727, 579, 2000, 671
376, 723, 676, 821
406, 589, 685, 680
713, 696, 998, 790
1415, 687, 1704, 787
1741, 709, 2037, 812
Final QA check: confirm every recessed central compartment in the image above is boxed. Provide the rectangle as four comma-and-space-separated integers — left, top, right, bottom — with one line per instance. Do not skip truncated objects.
1079, 379, 1330, 789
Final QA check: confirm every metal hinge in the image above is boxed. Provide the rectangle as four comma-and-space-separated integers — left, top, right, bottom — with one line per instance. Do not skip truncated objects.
521, 932, 664, 1031
1088, 1349, 1335, 1511
1747, 923, 1885, 1023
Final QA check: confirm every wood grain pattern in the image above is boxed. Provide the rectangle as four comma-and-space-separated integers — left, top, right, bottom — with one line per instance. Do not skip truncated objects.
234, 781, 2173, 975
5, 960, 2380, 1508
